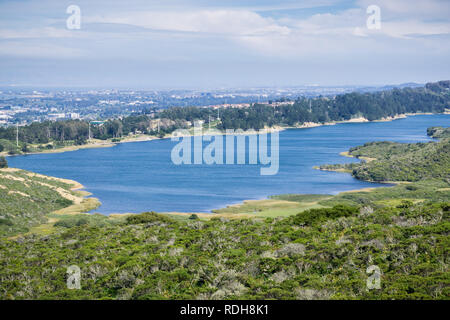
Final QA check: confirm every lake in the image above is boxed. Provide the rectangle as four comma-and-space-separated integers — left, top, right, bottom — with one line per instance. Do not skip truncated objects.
7, 114, 449, 214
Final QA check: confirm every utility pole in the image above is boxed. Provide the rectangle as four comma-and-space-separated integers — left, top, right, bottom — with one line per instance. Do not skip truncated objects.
157, 119, 160, 133
88, 122, 91, 141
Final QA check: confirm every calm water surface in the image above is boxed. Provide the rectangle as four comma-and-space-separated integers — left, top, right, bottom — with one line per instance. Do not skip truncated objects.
7, 114, 449, 214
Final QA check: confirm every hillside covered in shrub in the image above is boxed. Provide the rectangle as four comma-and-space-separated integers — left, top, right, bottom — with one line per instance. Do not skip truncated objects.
0, 168, 78, 236
320, 128, 450, 182
0, 201, 448, 300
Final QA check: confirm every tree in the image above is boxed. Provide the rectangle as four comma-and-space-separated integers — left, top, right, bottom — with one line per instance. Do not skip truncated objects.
0, 156, 8, 168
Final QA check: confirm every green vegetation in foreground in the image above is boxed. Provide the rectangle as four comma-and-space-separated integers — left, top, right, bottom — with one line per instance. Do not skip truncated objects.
0, 201, 448, 299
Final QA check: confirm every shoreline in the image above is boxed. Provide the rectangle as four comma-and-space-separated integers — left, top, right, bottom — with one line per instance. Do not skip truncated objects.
161, 179, 400, 220
3, 167, 101, 239
3, 112, 447, 158
4, 111, 447, 220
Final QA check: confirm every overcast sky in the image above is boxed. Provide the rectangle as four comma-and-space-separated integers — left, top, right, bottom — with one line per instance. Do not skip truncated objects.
0, 0, 449, 88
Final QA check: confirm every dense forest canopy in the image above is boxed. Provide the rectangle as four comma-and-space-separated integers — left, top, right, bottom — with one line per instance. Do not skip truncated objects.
159, 81, 450, 129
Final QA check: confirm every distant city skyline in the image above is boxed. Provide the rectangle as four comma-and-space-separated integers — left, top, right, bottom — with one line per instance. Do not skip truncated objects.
0, 0, 449, 88
0, 82, 426, 91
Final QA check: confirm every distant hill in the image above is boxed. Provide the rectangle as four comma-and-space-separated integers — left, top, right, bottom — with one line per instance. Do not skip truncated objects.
379, 82, 424, 91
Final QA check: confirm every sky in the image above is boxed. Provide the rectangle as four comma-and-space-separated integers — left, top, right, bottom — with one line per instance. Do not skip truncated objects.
0, 0, 449, 88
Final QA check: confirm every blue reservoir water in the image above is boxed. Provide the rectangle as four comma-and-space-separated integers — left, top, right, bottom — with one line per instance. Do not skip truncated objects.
7, 114, 449, 214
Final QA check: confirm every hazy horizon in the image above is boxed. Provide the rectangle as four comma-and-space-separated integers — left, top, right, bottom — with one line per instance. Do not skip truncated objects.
0, 81, 429, 92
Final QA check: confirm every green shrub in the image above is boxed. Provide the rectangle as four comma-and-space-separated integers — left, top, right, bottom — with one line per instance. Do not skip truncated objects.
397, 200, 413, 208
291, 205, 359, 226
54, 217, 89, 228
0, 218, 13, 226
55, 198, 74, 207
126, 211, 173, 225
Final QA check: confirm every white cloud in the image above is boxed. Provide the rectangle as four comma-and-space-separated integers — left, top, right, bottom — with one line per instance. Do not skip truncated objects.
357, 0, 450, 19
281, 9, 365, 36
84, 5, 450, 58
280, 6, 450, 39
1, 1, 449, 63
87, 10, 290, 36
0, 41, 85, 58
363, 20, 450, 38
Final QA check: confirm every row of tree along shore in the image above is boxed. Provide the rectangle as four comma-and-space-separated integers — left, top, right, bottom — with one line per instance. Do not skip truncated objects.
1, 80, 449, 155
